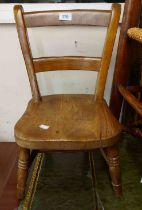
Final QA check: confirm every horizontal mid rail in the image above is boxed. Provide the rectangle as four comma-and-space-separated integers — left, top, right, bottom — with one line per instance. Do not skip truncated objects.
33, 56, 101, 72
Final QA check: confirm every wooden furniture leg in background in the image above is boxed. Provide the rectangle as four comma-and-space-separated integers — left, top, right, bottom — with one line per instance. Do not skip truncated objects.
17, 147, 30, 199
107, 146, 122, 196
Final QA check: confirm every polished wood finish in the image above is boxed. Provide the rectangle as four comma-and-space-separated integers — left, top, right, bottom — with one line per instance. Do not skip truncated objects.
14, 5, 41, 102
15, 95, 122, 150
0, 163, 19, 210
14, 4, 122, 199
119, 84, 142, 117
33, 56, 101, 72
0, 143, 19, 210
24, 9, 111, 28
17, 148, 30, 199
119, 84, 142, 137
107, 145, 121, 195
117, 11, 142, 136
110, 0, 141, 119
0, 143, 18, 197
14, 4, 120, 102
95, 4, 121, 100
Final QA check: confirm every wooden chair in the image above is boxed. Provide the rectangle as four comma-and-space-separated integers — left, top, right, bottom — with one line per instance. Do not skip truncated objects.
14, 4, 122, 199
118, 85, 142, 138
119, 27, 142, 137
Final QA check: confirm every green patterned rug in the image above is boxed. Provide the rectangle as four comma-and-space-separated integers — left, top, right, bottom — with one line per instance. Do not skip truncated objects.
18, 134, 142, 210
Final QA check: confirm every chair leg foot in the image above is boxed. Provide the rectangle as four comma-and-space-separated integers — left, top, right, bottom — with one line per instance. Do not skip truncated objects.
17, 147, 30, 199
107, 145, 122, 196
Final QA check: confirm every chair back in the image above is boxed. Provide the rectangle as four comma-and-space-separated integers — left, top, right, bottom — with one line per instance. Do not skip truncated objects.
14, 4, 121, 102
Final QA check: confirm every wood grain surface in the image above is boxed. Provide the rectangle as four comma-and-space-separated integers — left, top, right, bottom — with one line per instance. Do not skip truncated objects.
0, 143, 19, 210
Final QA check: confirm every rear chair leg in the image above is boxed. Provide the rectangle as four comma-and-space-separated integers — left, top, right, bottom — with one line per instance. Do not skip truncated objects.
107, 145, 122, 196
17, 147, 30, 199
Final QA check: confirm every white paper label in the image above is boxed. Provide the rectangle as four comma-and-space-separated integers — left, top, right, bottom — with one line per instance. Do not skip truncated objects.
140, 178, 142, 183
39, 124, 50, 130
59, 13, 72, 21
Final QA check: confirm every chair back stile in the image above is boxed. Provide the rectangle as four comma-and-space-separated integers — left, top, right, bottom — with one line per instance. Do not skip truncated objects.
14, 6, 41, 102
14, 4, 121, 102
95, 4, 121, 100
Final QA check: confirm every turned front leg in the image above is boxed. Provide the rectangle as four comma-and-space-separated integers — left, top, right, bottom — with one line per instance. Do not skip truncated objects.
107, 145, 122, 196
17, 147, 30, 199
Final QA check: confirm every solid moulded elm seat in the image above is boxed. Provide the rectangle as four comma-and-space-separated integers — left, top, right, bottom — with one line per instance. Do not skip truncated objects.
15, 94, 121, 150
